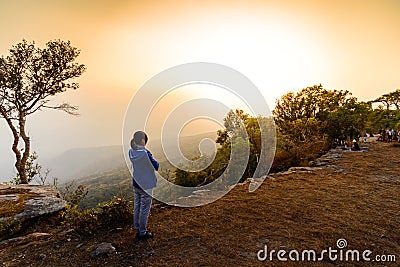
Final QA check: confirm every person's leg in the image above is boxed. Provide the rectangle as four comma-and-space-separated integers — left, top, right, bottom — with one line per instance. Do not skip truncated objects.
133, 187, 141, 232
138, 189, 153, 236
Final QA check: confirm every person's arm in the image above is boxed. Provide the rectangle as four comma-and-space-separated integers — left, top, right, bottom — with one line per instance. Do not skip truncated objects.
146, 150, 159, 171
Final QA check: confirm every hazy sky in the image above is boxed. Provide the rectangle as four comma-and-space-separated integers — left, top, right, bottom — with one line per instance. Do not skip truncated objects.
1, 0, 399, 180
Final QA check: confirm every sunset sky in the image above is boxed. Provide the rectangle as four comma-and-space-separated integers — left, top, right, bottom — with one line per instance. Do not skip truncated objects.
1, 0, 400, 180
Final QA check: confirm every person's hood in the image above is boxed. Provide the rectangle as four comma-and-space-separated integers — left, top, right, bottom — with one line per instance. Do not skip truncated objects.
129, 147, 148, 161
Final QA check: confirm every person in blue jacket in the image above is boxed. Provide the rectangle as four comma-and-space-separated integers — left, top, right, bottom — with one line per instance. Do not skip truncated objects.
129, 131, 159, 240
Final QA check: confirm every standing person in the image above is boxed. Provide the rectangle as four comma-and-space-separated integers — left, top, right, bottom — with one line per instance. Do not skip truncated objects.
129, 131, 159, 240
382, 129, 387, 142
387, 128, 393, 142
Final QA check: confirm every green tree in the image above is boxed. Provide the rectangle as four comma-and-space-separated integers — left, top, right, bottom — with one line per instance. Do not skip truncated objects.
371, 89, 400, 111
368, 89, 400, 130
326, 99, 371, 141
0, 40, 85, 184
273, 85, 349, 122
273, 84, 365, 144
175, 109, 272, 186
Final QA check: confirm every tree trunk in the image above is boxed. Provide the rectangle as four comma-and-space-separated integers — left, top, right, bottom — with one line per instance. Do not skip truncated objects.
18, 111, 30, 184
386, 103, 390, 120
0, 107, 27, 183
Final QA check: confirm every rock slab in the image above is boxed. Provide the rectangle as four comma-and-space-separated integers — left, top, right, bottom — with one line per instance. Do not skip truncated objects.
0, 184, 67, 222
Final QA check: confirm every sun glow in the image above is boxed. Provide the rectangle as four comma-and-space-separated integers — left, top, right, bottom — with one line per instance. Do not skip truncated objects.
101, 8, 326, 109
143, 83, 250, 139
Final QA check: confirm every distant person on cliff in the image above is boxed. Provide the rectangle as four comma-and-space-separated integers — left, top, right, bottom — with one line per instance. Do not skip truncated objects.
351, 139, 361, 151
393, 129, 398, 142
387, 128, 393, 142
129, 131, 159, 240
382, 129, 387, 142
363, 131, 368, 143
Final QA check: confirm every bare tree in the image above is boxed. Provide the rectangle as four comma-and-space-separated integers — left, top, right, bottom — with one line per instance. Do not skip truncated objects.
0, 39, 85, 184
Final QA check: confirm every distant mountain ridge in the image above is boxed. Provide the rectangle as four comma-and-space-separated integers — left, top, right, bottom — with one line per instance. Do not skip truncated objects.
43, 131, 217, 184
42, 146, 124, 183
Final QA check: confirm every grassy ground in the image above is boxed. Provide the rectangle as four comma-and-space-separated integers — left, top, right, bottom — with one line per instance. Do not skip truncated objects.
1, 140, 399, 266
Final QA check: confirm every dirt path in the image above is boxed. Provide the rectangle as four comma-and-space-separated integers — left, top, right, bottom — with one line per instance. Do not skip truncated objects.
1, 141, 399, 266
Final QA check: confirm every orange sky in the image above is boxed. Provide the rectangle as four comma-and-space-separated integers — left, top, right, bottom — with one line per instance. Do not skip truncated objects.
1, 0, 400, 179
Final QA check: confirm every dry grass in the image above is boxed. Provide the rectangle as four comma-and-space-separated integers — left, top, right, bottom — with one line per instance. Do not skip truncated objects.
0, 141, 399, 266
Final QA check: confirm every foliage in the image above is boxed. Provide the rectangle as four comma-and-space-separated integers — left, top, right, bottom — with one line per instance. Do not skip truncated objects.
71, 168, 133, 209
175, 168, 208, 187
370, 89, 400, 111
175, 109, 273, 186
61, 204, 98, 231
272, 140, 330, 171
274, 84, 372, 144
61, 196, 132, 233
273, 84, 350, 127
0, 39, 85, 184
367, 89, 400, 131
12, 151, 52, 185
60, 181, 131, 233
60, 182, 89, 206
96, 196, 132, 225
326, 99, 371, 140
174, 84, 385, 187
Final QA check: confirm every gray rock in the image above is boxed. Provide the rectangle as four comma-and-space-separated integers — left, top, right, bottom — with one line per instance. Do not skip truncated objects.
0, 195, 19, 201
0, 184, 63, 198
15, 197, 67, 220
288, 166, 324, 172
324, 165, 345, 172
91, 242, 116, 258
0, 184, 67, 222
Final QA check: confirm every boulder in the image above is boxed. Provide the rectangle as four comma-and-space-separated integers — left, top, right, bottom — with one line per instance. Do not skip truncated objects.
91, 242, 116, 258
15, 197, 67, 220
0, 184, 67, 222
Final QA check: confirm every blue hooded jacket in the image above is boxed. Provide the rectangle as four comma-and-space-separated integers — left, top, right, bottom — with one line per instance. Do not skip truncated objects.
129, 145, 159, 190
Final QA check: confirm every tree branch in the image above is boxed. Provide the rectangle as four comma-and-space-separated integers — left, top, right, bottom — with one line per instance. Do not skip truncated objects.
42, 102, 79, 116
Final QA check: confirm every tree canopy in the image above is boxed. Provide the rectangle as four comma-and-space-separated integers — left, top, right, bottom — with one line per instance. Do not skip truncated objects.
0, 39, 85, 184
170, 85, 399, 188
273, 84, 372, 145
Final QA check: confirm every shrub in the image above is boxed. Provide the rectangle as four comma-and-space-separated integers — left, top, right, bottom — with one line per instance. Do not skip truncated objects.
61, 196, 132, 233
271, 140, 330, 172
96, 196, 132, 226
60, 183, 88, 206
